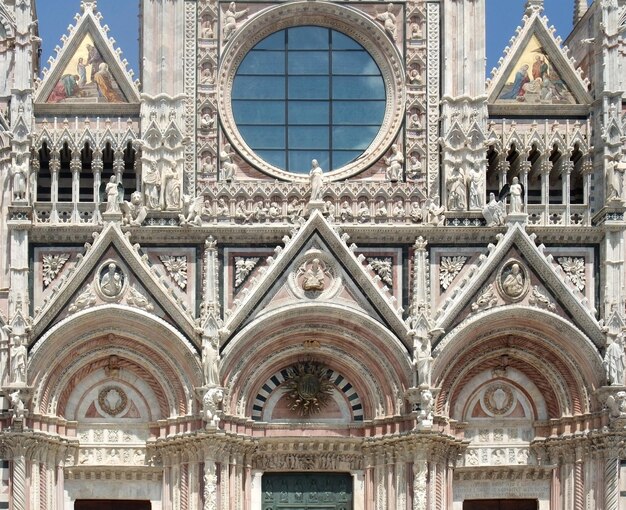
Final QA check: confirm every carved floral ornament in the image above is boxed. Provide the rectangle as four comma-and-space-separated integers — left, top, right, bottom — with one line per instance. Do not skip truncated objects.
216, 0, 406, 182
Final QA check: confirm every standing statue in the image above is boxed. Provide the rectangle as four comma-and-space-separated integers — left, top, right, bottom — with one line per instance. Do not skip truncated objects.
412, 333, 432, 387
104, 175, 122, 213
143, 161, 161, 210
384, 144, 404, 182
12, 338, 27, 384
446, 166, 466, 210
11, 157, 28, 202
499, 176, 525, 214
309, 159, 324, 203
608, 156, 626, 202
202, 335, 221, 387
604, 334, 626, 386
162, 164, 181, 210
467, 165, 483, 209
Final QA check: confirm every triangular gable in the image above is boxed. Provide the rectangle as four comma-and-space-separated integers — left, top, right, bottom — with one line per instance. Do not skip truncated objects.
31, 223, 197, 343
35, 2, 139, 113
488, 13, 591, 116
223, 211, 408, 344
433, 223, 604, 347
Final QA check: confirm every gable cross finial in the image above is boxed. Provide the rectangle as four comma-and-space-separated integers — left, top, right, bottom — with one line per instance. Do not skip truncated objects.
81, 1, 97, 14
525, 0, 543, 15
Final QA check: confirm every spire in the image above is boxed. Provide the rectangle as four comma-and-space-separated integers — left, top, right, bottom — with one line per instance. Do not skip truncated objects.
525, 0, 543, 15
573, 0, 588, 26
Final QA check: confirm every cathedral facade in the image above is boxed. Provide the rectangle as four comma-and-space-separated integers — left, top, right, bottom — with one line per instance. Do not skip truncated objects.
0, 0, 625, 508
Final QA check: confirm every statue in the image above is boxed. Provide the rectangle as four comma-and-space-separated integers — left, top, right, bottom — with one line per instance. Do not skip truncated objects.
143, 161, 161, 210
499, 176, 524, 214
357, 200, 371, 223
220, 143, 238, 181
608, 156, 626, 202
202, 335, 221, 387
287, 198, 303, 223
339, 201, 353, 222
104, 175, 122, 214
179, 194, 204, 226
11, 338, 27, 384
393, 199, 405, 219
412, 333, 432, 387
203, 387, 224, 428
376, 200, 388, 218
121, 191, 148, 227
376, 4, 397, 39
604, 334, 626, 386
606, 391, 626, 418
223, 2, 248, 40
323, 200, 335, 222
407, 155, 422, 180
11, 158, 28, 201
467, 165, 483, 209
424, 197, 445, 226
384, 144, 404, 182
216, 197, 229, 217
309, 159, 324, 203
482, 192, 506, 227
418, 388, 434, 423
9, 390, 25, 420
446, 166, 466, 210
163, 164, 181, 210
302, 258, 325, 292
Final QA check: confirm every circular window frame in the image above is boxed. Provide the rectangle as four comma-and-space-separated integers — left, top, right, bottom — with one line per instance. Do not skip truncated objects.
217, 1, 406, 182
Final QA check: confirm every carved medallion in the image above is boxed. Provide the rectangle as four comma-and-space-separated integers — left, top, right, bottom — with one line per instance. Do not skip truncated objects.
284, 362, 334, 417
289, 250, 340, 299
496, 259, 529, 302
95, 260, 127, 301
98, 386, 128, 416
482, 384, 515, 416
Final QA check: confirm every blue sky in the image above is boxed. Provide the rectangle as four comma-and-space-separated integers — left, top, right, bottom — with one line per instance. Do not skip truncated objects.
37, 0, 579, 80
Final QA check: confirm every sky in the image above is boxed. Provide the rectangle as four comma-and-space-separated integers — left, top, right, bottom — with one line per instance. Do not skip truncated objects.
36, 0, 579, 81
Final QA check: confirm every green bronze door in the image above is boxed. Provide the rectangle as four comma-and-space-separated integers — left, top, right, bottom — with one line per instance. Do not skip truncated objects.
262, 472, 353, 510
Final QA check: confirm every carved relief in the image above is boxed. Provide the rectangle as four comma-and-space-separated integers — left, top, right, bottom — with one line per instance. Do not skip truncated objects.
284, 362, 334, 417
439, 256, 468, 290
98, 386, 128, 416
528, 285, 556, 312
557, 256, 585, 292
126, 284, 154, 312
68, 283, 97, 313
234, 257, 260, 288
290, 250, 340, 299
497, 260, 529, 301
42, 253, 70, 287
482, 384, 515, 416
96, 261, 126, 300
369, 257, 393, 287
471, 284, 498, 312
159, 255, 188, 290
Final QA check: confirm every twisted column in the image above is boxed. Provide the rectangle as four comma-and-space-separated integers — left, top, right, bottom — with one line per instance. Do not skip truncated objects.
12, 454, 27, 510
604, 457, 619, 510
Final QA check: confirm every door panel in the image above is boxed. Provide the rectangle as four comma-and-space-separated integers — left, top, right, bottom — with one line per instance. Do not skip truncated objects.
75, 501, 151, 510
262, 472, 352, 510
463, 500, 538, 510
